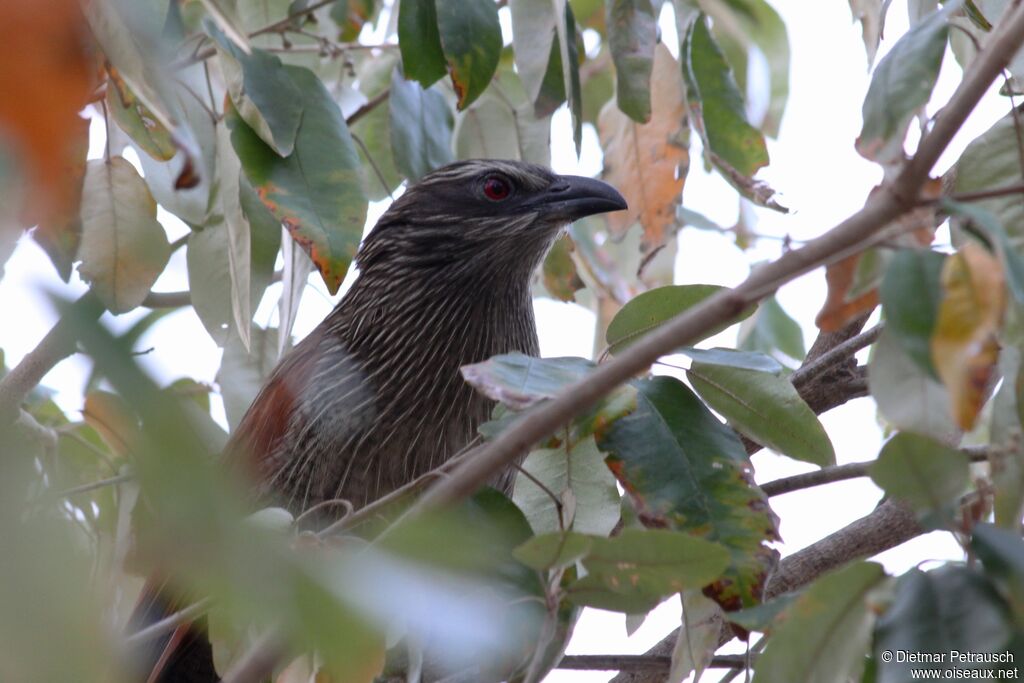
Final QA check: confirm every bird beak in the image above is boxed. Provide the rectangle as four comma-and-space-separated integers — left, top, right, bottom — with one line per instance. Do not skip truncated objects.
538, 175, 628, 221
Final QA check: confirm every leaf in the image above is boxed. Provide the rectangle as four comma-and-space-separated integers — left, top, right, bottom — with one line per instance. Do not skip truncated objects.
868, 329, 962, 444
217, 326, 281, 430
512, 436, 621, 536
607, 0, 657, 122
227, 66, 367, 295
436, 0, 502, 109
398, 0, 447, 87
869, 432, 970, 520
105, 70, 176, 161
676, 347, 782, 374
703, 0, 790, 138
879, 248, 945, 377
752, 562, 888, 683
278, 232, 314, 356
951, 111, 1024, 253
943, 199, 1024, 306
737, 296, 806, 362
598, 377, 779, 610
541, 234, 585, 302
216, 122, 254, 350
566, 529, 731, 609
200, 0, 252, 54
855, 3, 950, 164
849, 0, 888, 68
29, 114, 88, 282
605, 284, 754, 354
352, 52, 404, 200
78, 157, 171, 314
815, 252, 881, 332
874, 565, 1013, 683
83, 389, 141, 457
670, 591, 725, 683
513, 531, 593, 570
187, 220, 237, 345
599, 43, 688, 252
388, 67, 454, 181
0, 0, 96, 221
989, 347, 1024, 529
687, 362, 836, 468
454, 77, 552, 165
510, 0, 569, 113
462, 354, 598, 410
209, 24, 303, 156
681, 15, 770, 196
932, 242, 1006, 430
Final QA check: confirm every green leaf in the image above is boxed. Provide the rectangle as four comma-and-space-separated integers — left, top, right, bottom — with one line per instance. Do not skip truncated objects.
217, 326, 281, 430
352, 52, 404, 201
879, 248, 945, 378
753, 562, 888, 683
869, 432, 970, 520
398, 0, 447, 87
676, 347, 782, 373
540, 234, 585, 302
943, 199, 1024, 305
989, 347, 1024, 529
605, 284, 755, 354
454, 85, 553, 164
388, 66, 454, 181
681, 15, 769, 179
727, 592, 798, 632
240, 179, 283, 315
607, 0, 657, 122
670, 591, 725, 682
868, 329, 961, 443
436, 0, 502, 109
187, 220, 236, 345
78, 157, 171, 314
510, 0, 562, 110
598, 376, 779, 609
737, 295, 806, 361
199, 0, 252, 54
855, 3, 951, 163
704, 0, 790, 138
105, 73, 176, 161
208, 24, 303, 156
566, 529, 731, 609
215, 122, 253, 349
461, 354, 598, 410
227, 66, 367, 295
687, 362, 836, 468
874, 565, 1013, 683
512, 436, 621, 536
951, 110, 1024, 253
513, 531, 593, 570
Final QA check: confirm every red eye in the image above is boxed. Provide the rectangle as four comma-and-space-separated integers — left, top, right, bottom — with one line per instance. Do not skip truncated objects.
483, 176, 511, 201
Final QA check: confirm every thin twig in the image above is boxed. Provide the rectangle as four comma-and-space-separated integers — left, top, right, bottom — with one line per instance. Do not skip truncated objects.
54, 472, 134, 500
124, 598, 212, 647
557, 654, 747, 671
791, 323, 882, 387
346, 88, 390, 127
760, 446, 989, 497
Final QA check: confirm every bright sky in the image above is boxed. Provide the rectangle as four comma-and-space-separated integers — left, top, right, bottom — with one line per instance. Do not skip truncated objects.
0, 1, 1014, 681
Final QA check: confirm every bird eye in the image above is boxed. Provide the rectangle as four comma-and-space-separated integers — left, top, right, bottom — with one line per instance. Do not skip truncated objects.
483, 176, 512, 201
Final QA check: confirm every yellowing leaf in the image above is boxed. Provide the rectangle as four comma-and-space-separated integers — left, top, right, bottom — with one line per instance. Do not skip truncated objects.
598, 43, 687, 253
932, 242, 1006, 430
78, 157, 171, 313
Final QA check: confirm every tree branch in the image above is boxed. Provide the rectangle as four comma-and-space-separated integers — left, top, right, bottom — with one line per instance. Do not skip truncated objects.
557, 653, 747, 671
0, 293, 103, 425
409, 0, 1024, 512
761, 446, 990, 497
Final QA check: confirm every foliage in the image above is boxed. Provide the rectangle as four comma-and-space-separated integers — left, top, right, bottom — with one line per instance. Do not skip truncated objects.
3, 0, 1024, 681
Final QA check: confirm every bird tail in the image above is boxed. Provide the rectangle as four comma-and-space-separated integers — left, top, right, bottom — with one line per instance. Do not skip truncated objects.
127, 577, 219, 683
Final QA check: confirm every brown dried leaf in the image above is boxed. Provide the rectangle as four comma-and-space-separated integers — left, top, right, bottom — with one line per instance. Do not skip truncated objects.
0, 1, 97, 220
932, 242, 1006, 430
598, 43, 687, 253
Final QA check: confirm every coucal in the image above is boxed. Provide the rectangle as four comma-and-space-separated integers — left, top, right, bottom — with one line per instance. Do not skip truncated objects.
132, 159, 627, 681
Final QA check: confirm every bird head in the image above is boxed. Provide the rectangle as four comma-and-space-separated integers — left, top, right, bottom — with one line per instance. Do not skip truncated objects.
356, 160, 627, 279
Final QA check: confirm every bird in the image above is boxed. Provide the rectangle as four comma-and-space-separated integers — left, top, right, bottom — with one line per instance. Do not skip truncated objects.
131, 159, 627, 682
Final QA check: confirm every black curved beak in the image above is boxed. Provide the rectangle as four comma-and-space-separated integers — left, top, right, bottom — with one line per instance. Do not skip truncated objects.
538, 175, 628, 221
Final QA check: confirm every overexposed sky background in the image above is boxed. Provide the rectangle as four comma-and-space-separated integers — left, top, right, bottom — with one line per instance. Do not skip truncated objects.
0, 1, 1014, 681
